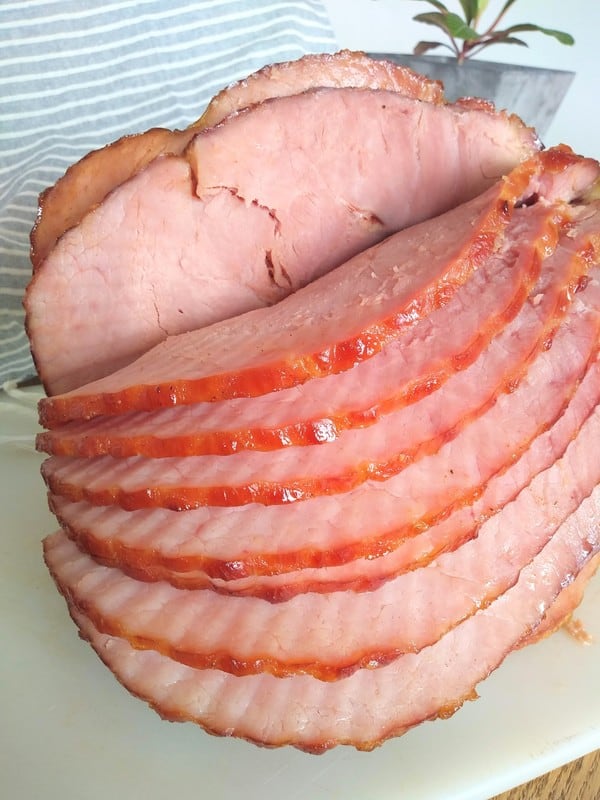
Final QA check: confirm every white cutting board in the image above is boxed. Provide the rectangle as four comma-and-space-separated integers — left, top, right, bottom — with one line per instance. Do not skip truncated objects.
1, 387, 598, 800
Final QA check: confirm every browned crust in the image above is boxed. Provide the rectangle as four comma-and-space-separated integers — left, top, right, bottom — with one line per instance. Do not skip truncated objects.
29, 128, 195, 270
198, 49, 446, 130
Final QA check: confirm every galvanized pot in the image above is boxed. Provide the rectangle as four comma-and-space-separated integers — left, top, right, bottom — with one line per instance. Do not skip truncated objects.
369, 53, 574, 138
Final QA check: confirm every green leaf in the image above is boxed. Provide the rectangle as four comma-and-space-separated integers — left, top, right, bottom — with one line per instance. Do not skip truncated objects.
413, 11, 480, 41
413, 40, 445, 55
442, 12, 480, 40
486, 34, 529, 48
501, 23, 575, 46
413, 12, 454, 37
458, 0, 478, 24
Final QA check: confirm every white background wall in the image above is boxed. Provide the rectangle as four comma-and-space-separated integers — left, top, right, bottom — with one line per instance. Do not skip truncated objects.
322, 1, 598, 158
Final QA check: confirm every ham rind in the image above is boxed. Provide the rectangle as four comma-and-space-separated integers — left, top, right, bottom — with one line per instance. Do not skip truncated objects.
31, 51, 444, 273
60, 483, 600, 752
49, 355, 600, 597
197, 50, 445, 129
42, 398, 600, 681
37, 148, 598, 427
29, 86, 541, 398
35, 198, 581, 460
40, 273, 600, 510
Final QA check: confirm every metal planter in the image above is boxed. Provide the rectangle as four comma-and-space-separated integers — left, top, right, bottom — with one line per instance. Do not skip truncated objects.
369, 54, 574, 137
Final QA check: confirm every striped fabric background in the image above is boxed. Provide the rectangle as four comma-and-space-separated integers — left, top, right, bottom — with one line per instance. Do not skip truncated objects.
0, 0, 336, 387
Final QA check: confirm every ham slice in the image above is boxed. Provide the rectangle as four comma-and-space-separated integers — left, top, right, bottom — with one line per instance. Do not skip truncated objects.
40, 270, 600, 511
519, 555, 599, 647
60, 482, 600, 752
31, 51, 443, 272
37, 147, 597, 428
49, 355, 600, 598
35, 196, 578, 460
43, 397, 600, 681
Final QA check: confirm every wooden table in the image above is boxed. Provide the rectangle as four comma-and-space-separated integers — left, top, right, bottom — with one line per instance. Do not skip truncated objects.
492, 749, 600, 799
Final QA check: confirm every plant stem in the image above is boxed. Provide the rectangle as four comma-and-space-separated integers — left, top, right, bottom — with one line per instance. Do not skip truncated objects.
481, 1, 514, 38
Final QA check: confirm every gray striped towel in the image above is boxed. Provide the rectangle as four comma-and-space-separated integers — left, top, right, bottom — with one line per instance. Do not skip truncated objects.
0, 0, 336, 388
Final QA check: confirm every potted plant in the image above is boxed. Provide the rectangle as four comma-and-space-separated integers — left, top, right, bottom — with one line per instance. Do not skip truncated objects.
370, 1, 575, 136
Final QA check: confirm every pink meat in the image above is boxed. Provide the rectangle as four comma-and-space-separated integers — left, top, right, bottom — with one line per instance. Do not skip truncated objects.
63, 483, 600, 752
32, 51, 444, 272
28, 86, 538, 397
36, 197, 583, 460
190, 87, 527, 249
30, 128, 197, 270
37, 148, 600, 428
518, 554, 599, 646
43, 397, 600, 680
50, 354, 600, 597
37, 135, 573, 420
40, 274, 600, 510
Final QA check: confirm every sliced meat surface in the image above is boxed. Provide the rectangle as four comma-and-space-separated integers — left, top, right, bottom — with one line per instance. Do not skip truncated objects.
63, 482, 600, 752
38, 147, 598, 427
518, 554, 599, 647
32, 51, 444, 272
29, 85, 540, 396
198, 50, 445, 129
36, 198, 578, 459
51, 353, 600, 596
191, 86, 531, 232
29, 128, 197, 270
43, 398, 600, 680
40, 274, 600, 510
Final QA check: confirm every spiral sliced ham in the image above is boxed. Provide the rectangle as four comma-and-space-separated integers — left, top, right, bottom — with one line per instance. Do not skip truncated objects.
40, 268, 600, 512
43, 396, 600, 681
48, 354, 600, 598
28, 52, 600, 753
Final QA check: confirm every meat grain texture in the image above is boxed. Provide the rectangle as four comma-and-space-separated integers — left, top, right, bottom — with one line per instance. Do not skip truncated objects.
25, 51, 600, 753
